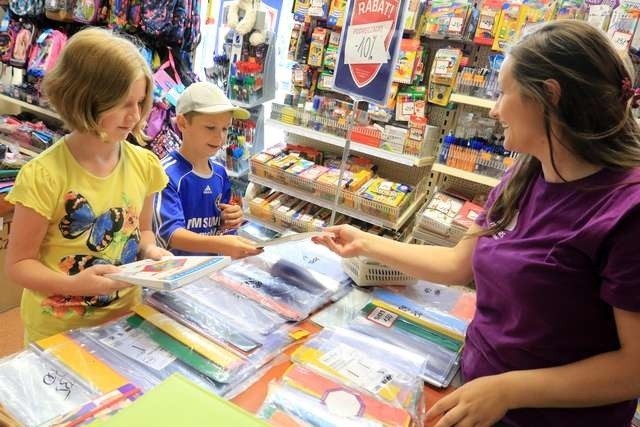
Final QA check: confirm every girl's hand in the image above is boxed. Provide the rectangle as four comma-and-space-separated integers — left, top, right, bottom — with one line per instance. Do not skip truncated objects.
69, 264, 132, 296
220, 203, 244, 230
312, 225, 371, 258
140, 244, 173, 260
426, 375, 512, 427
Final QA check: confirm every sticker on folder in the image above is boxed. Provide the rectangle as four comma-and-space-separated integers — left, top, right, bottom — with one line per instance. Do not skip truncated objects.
282, 364, 413, 426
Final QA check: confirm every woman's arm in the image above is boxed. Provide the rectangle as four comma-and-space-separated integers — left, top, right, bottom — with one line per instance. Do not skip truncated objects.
315, 224, 479, 285
5, 203, 125, 296
427, 307, 640, 426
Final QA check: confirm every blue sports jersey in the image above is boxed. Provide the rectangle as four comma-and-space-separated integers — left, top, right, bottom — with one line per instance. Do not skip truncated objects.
153, 150, 231, 256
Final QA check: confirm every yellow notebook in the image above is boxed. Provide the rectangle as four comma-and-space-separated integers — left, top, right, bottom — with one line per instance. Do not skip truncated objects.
89, 374, 268, 426
36, 334, 129, 393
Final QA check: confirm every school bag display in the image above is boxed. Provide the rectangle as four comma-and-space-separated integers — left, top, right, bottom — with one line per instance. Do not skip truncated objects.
27, 29, 67, 78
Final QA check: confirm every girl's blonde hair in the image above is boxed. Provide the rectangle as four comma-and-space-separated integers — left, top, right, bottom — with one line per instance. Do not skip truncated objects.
483, 20, 640, 236
42, 28, 153, 143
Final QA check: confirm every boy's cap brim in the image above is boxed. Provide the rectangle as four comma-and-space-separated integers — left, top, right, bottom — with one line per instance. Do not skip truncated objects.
176, 82, 251, 120
185, 105, 251, 120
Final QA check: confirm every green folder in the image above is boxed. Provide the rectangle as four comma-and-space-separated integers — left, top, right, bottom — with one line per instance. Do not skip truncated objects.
89, 373, 268, 426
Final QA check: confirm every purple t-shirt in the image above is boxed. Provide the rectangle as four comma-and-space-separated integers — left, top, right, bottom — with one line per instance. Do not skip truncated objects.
464, 167, 640, 427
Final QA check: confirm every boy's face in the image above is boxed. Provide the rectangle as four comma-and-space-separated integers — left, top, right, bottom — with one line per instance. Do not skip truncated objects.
178, 111, 233, 158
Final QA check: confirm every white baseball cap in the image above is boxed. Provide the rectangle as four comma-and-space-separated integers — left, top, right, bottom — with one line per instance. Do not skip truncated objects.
176, 81, 250, 119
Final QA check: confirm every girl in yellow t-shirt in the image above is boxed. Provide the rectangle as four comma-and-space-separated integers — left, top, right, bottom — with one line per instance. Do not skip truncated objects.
5, 28, 170, 343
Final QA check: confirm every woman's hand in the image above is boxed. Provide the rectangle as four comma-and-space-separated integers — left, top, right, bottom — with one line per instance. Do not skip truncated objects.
426, 375, 512, 427
312, 224, 372, 258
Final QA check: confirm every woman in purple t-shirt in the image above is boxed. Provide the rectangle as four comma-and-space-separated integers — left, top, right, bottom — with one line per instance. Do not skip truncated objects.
314, 20, 640, 427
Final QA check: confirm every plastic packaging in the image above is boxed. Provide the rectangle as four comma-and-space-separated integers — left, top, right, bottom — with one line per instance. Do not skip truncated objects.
257, 381, 382, 427
0, 347, 99, 426
291, 327, 426, 416
212, 258, 333, 321
182, 278, 287, 337
311, 287, 372, 328
349, 306, 461, 388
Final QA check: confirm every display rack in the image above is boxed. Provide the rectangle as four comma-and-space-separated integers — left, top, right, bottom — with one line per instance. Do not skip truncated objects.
249, 173, 427, 230
449, 93, 496, 110
0, 94, 62, 122
431, 163, 500, 187
267, 119, 436, 167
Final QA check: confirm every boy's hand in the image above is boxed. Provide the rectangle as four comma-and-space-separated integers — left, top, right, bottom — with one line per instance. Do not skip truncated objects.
220, 203, 244, 230
141, 245, 173, 260
216, 235, 263, 259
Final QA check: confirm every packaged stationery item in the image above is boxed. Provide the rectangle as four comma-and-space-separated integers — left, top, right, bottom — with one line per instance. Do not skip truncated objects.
291, 327, 426, 415
106, 256, 231, 291
212, 257, 335, 321
263, 240, 351, 285
351, 304, 461, 388
311, 287, 372, 328
145, 291, 297, 367
372, 282, 476, 342
48, 383, 142, 426
257, 381, 381, 427
145, 290, 262, 354
68, 318, 238, 396
182, 278, 288, 337
131, 304, 244, 377
282, 364, 414, 426
0, 347, 99, 426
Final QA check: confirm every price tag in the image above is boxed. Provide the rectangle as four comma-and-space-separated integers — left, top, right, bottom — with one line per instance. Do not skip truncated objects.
478, 15, 494, 30
434, 59, 450, 75
611, 31, 632, 50
401, 100, 415, 116
367, 307, 398, 327
344, 21, 393, 65
449, 16, 464, 34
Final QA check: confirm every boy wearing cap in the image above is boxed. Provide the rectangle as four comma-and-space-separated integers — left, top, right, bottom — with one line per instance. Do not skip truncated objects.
153, 82, 262, 259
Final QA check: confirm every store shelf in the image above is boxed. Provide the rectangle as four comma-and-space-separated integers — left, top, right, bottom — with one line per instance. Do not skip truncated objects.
0, 94, 61, 121
267, 119, 434, 167
244, 212, 289, 234
0, 136, 42, 158
450, 93, 496, 110
249, 173, 426, 230
431, 163, 500, 187
232, 100, 263, 109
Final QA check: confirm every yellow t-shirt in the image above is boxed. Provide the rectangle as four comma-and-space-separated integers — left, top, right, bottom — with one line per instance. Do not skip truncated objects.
5, 139, 168, 342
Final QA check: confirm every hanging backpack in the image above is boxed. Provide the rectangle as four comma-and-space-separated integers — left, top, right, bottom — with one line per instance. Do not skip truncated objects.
9, 0, 44, 17
73, 0, 107, 24
10, 21, 35, 68
0, 16, 19, 64
107, 0, 128, 29
127, 0, 142, 30
45, 0, 76, 22
27, 29, 67, 78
